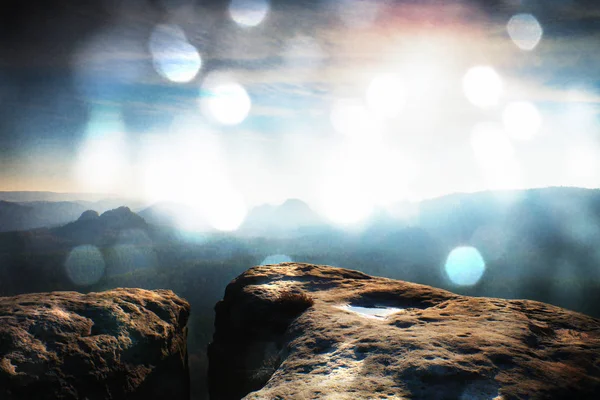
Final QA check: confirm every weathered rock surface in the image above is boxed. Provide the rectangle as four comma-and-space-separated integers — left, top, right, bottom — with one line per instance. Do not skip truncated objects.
209, 263, 600, 400
0, 288, 190, 400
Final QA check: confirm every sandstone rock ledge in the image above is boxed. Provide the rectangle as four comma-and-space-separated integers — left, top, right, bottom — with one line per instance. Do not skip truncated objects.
0, 288, 190, 400
208, 263, 600, 400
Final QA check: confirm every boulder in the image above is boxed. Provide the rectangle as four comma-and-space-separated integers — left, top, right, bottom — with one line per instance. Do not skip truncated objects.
0, 288, 190, 400
208, 263, 600, 400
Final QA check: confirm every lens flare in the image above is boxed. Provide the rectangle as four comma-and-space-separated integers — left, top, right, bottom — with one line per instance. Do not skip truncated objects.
444, 246, 486, 286
76, 109, 129, 192
463, 66, 503, 108
141, 118, 225, 205
200, 74, 252, 125
65, 245, 106, 286
149, 24, 201, 83
507, 13, 543, 51
503, 101, 542, 141
366, 74, 406, 118
229, 0, 270, 27
261, 254, 293, 265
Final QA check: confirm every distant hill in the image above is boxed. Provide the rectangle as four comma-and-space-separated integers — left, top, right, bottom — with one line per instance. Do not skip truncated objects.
53, 206, 148, 244
239, 199, 328, 237
0, 200, 91, 232
0, 192, 145, 232
0, 191, 119, 203
0, 201, 34, 232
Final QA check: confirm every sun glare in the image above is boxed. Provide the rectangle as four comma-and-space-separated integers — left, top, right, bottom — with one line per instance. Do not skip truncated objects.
471, 123, 522, 190
366, 74, 406, 118
330, 99, 380, 138
318, 142, 375, 225
205, 185, 248, 231
503, 101, 542, 141
566, 146, 598, 188
76, 109, 129, 192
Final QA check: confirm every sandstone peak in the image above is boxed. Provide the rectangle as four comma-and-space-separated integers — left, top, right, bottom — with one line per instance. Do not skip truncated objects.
77, 209, 99, 221
209, 263, 600, 400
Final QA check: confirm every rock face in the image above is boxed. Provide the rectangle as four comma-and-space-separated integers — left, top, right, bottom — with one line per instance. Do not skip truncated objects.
0, 288, 191, 400
208, 263, 600, 400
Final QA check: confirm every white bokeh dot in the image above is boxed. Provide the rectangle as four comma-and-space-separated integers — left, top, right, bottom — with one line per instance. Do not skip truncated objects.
463, 66, 503, 108
229, 0, 270, 27
200, 73, 252, 125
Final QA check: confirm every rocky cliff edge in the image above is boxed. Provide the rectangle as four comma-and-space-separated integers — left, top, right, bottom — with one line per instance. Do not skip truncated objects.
209, 263, 600, 400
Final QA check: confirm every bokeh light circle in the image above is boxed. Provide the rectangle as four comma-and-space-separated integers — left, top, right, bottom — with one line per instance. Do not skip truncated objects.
507, 13, 543, 51
200, 75, 252, 125
149, 24, 201, 83
229, 0, 270, 27
444, 246, 486, 286
65, 245, 106, 286
503, 101, 542, 141
463, 66, 503, 108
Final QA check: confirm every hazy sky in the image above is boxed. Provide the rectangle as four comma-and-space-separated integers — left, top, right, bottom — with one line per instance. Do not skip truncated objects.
0, 0, 599, 225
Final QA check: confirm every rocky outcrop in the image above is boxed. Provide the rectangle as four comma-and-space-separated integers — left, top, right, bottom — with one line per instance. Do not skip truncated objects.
0, 288, 190, 400
78, 210, 99, 221
54, 206, 148, 244
208, 263, 600, 400
97, 207, 146, 230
